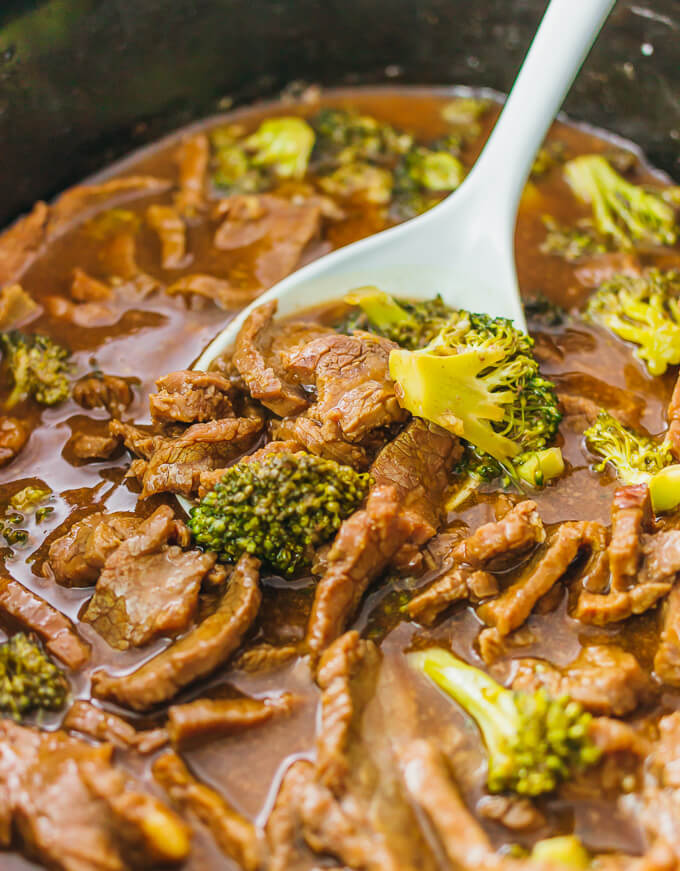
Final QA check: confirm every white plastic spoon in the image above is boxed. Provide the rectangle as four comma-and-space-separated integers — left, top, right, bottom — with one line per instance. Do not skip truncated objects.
193, 0, 615, 369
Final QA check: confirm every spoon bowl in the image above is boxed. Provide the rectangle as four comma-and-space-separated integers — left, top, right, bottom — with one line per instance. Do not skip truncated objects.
193, 0, 615, 374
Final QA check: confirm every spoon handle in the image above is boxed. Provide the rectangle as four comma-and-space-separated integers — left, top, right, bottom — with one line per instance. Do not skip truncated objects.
465, 0, 616, 228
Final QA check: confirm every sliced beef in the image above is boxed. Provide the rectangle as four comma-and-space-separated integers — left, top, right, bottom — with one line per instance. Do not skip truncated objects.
43, 294, 118, 327
655, 585, 680, 687
512, 645, 652, 716
48, 176, 171, 237
146, 204, 189, 269
232, 300, 330, 416
167, 693, 296, 748
109, 419, 164, 459
213, 193, 322, 289
73, 373, 133, 417
316, 631, 380, 793
233, 642, 298, 674
0, 416, 28, 467
70, 267, 112, 301
166, 273, 262, 310
668, 371, 680, 462
408, 567, 497, 625
274, 331, 408, 469
477, 794, 545, 832
307, 486, 411, 653
68, 432, 122, 461
48, 511, 142, 587
370, 418, 462, 538
140, 416, 262, 498
556, 372, 645, 431
408, 501, 545, 626
609, 485, 651, 592
0, 283, 39, 329
174, 133, 209, 216
98, 232, 160, 298
0, 575, 90, 669
91, 553, 261, 710
0, 202, 48, 285
83, 505, 216, 650
0, 720, 189, 871
153, 750, 261, 871
636, 712, 680, 866
149, 369, 234, 424
63, 700, 168, 754
479, 521, 602, 661
397, 739, 494, 871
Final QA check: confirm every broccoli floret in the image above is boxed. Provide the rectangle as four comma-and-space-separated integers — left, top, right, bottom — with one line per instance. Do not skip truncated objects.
389, 310, 562, 476
85, 208, 141, 239
530, 141, 566, 180
188, 451, 370, 576
524, 292, 566, 328
441, 96, 491, 127
243, 117, 315, 180
586, 269, 680, 376
0, 633, 69, 720
1, 331, 70, 408
540, 215, 607, 262
564, 155, 677, 250
584, 410, 671, 486
409, 647, 601, 796
318, 162, 393, 204
10, 486, 52, 513
311, 108, 412, 169
392, 136, 465, 218
341, 288, 454, 349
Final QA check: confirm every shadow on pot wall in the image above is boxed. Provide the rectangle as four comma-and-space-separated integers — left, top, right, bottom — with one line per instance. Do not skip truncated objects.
0, 0, 678, 227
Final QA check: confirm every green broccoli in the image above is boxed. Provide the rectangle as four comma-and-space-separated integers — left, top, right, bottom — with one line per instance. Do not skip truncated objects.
243, 117, 315, 180
441, 96, 491, 128
341, 288, 454, 349
586, 269, 680, 376
584, 410, 671, 486
530, 141, 566, 180
389, 309, 562, 478
564, 155, 677, 250
318, 162, 393, 204
392, 136, 465, 218
1, 331, 70, 408
10, 485, 52, 513
540, 215, 607, 262
189, 451, 370, 576
0, 633, 69, 720
531, 837, 591, 869
311, 107, 412, 168
524, 292, 566, 328
409, 647, 601, 796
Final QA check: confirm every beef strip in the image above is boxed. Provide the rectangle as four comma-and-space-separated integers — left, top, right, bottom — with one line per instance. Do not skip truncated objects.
233, 642, 299, 673
70, 267, 112, 301
174, 133, 209, 216
43, 294, 118, 327
609, 485, 651, 592
213, 194, 322, 289
0, 720, 190, 871
0, 202, 48, 285
477, 794, 546, 832
48, 511, 142, 587
316, 631, 381, 793
307, 486, 411, 653
512, 645, 652, 716
635, 712, 680, 866
73, 374, 133, 417
149, 369, 234, 424
232, 300, 330, 416
167, 693, 297, 747
48, 176, 172, 238
668, 372, 680, 462
0, 574, 90, 669
397, 739, 495, 871
370, 418, 462, 561
655, 584, 680, 687
109, 419, 165, 459
556, 372, 645, 431
479, 521, 602, 662
274, 331, 408, 469
91, 553, 261, 710
0, 283, 39, 329
166, 273, 263, 310
140, 416, 263, 498
153, 750, 262, 871
68, 432, 122, 461
146, 204, 189, 269
83, 505, 216, 650
63, 700, 168, 754
408, 501, 545, 625
0, 416, 28, 466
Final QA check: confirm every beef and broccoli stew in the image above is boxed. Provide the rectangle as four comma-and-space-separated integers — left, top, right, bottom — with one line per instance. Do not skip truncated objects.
2, 87, 680, 871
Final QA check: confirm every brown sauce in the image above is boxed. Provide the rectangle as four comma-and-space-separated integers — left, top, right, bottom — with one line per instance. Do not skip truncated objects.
0, 86, 679, 871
